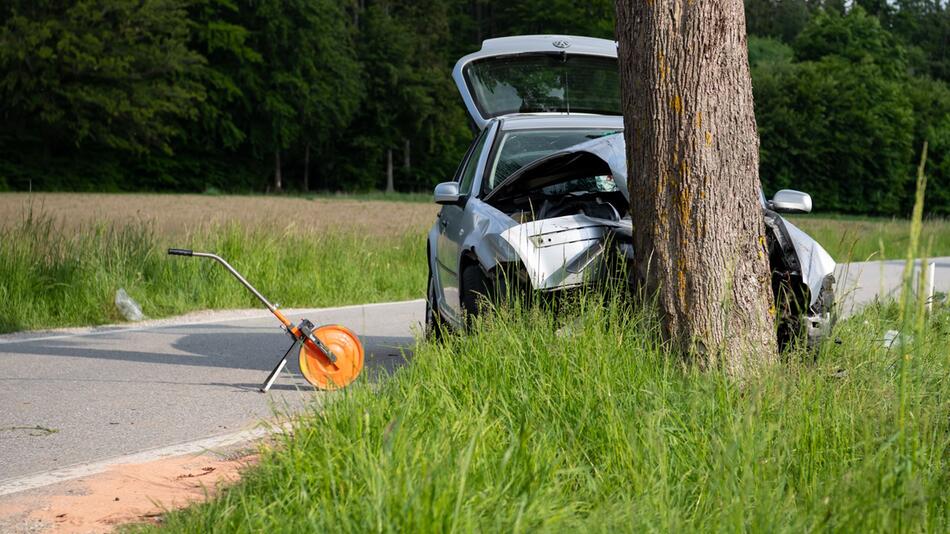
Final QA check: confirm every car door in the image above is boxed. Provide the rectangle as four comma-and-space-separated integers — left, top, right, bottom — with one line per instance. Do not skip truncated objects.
435, 124, 496, 318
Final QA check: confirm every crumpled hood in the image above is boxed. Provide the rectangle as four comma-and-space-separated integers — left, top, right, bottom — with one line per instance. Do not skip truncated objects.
484, 133, 629, 203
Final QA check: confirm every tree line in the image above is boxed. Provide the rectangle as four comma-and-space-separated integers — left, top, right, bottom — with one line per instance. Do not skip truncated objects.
0, 0, 947, 215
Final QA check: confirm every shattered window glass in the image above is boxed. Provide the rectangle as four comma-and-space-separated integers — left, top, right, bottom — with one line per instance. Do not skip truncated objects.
542, 175, 618, 195
485, 129, 618, 193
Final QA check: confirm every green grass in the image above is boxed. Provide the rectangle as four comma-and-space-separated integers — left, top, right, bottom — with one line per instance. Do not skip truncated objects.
136, 295, 950, 532
788, 214, 950, 262
0, 210, 425, 333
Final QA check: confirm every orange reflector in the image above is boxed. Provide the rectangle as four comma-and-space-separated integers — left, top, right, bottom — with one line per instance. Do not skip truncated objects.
298, 324, 364, 390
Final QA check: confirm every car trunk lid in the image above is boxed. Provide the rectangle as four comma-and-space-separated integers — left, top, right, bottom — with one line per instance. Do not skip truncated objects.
452, 35, 620, 130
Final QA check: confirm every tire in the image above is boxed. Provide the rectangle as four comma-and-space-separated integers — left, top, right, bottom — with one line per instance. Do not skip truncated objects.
425, 272, 444, 341
461, 262, 504, 329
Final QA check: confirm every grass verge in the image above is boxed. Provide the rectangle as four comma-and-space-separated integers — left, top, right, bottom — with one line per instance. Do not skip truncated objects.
0, 210, 425, 333
136, 295, 949, 532
787, 214, 950, 262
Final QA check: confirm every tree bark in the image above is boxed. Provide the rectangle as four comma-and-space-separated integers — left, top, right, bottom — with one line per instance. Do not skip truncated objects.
303, 142, 311, 192
616, 0, 777, 375
403, 138, 411, 171
274, 149, 282, 192
386, 148, 395, 193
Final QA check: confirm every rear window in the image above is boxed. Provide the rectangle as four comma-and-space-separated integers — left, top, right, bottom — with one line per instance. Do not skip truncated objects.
464, 54, 620, 121
484, 129, 619, 193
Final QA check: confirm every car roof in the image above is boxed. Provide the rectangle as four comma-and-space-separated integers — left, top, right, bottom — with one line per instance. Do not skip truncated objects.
497, 114, 624, 132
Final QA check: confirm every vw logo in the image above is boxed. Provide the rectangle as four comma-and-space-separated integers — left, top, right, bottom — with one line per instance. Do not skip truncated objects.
552, 39, 572, 49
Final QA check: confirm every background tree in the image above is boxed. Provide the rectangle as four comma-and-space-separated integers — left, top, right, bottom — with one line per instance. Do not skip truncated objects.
616, 0, 778, 374
237, 0, 361, 192
0, 0, 204, 155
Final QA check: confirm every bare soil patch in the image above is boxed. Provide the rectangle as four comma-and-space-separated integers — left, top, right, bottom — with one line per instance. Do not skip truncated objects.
0, 449, 257, 533
0, 193, 438, 238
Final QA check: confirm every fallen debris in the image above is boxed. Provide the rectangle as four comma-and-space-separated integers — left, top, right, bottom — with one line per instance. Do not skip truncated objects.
114, 288, 145, 322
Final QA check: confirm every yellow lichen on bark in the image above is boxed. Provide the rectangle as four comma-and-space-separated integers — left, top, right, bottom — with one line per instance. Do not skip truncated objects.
677, 259, 688, 309
678, 184, 692, 225
671, 95, 683, 114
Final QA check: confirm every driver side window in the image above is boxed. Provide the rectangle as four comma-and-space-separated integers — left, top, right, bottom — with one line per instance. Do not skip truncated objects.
457, 129, 490, 196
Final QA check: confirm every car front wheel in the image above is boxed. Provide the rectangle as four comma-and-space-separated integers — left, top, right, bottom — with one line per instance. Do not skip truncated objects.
425, 272, 444, 340
460, 262, 506, 329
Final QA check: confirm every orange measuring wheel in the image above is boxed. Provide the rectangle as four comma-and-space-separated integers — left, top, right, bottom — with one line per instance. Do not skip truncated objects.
298, 324, 364, 390
166, 248, 365, 393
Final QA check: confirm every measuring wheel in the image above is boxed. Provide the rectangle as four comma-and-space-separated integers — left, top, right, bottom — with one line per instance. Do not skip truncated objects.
298, 324, 364, 390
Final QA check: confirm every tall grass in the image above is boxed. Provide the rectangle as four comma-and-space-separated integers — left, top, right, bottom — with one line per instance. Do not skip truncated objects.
0, 210, 425, 333
141, 294, 949, 532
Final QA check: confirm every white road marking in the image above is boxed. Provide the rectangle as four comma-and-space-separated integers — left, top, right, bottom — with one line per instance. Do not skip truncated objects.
0, 425, 287, 497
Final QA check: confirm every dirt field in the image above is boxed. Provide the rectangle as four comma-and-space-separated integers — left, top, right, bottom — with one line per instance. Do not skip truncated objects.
0, 193, 439, 237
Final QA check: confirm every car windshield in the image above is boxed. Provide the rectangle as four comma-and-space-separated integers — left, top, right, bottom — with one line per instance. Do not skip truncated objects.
464, 54, 620, 121
484, 128, 619, 193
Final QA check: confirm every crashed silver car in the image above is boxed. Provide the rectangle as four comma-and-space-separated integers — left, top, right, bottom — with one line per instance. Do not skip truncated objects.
426, 35, 836, 346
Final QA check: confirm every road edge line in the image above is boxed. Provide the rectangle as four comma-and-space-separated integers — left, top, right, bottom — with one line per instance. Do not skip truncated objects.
0, 425, 287, 497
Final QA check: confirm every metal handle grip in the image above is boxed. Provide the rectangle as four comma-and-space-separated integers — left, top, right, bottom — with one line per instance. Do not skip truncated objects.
167, 248, 193, 256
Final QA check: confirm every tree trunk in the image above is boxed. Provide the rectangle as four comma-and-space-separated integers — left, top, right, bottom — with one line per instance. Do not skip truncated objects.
403, 138, 411, 171
274, 149, 282, 192
386, 148, 395, 193
303, 142, 311, 192
616, 0, 777, 375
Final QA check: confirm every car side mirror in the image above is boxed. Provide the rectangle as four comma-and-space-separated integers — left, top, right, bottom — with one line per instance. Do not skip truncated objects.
769, 189, 812, 214
433, 182, 461, 205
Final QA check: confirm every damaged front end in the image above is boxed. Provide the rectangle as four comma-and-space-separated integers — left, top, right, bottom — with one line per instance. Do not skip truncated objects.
764, 210, 836, 348
475, 132, 836, 347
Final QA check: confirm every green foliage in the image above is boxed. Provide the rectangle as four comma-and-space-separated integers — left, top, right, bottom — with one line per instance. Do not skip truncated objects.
888, 0, 950, 81
745, 0, 812, 42
753, 6, 950, 215
0, 0, 205, 154
755, 57, 915, 214
793, 7, 907, 77
905, 76, 950, 215
748, 35, 794, 67
325, 0, 470, 191
239, 0, 362, 170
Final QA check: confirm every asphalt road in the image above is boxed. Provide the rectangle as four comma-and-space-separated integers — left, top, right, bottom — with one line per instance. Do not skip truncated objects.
0, 257, 946, 490
0, 301, 424, 485
835, 257, 949, 316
